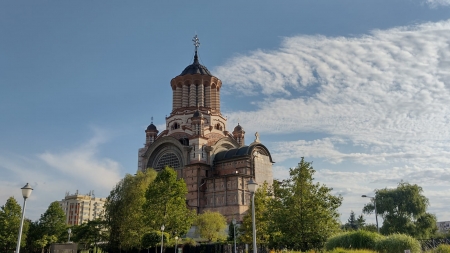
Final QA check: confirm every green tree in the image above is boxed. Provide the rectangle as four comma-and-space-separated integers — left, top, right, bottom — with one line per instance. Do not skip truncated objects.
239, 182, 272, 245
269, 158, 343, 251
363, 181, 437, 238
195, 211, 227, 242
72, 219, 106, 252
143, 166, 195, 237
38, 201, 67, 242
104, 169, 157, 252
0, 197, 29, 253
227, 220, 238, 242
356, 214, 366, 229
344, 211, 358, 230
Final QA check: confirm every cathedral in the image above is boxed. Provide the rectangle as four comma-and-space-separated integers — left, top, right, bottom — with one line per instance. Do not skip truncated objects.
137, 36, 273, 221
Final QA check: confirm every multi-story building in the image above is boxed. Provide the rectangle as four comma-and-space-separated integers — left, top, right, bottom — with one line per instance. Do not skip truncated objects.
137, 36, 274, 222
58, 190, 106, 225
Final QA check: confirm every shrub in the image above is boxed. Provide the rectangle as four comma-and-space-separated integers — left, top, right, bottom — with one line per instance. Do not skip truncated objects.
325, 230, 382, 250
327, 249, 378, 253
375, 233, 421, 253
434, 244, 450, 253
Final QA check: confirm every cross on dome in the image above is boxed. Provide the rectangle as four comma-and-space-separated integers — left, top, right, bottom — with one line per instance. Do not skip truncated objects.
192, 35, 200, 52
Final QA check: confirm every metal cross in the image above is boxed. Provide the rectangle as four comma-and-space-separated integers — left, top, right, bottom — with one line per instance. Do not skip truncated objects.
151, 116, 153, 123
192, 35, 200, 51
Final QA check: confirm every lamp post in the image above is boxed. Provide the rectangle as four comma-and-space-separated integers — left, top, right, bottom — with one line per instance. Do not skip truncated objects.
67, 228, 72, 243
160, 225, 165, 253
15, 183, 33, 253
232, 218, 237, 253
248, 178, 258, 253
362, 195, 379, 233
174, 236, 178, 253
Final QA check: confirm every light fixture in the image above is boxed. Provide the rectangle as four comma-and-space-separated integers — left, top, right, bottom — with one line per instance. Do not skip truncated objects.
16, 183, 33, 253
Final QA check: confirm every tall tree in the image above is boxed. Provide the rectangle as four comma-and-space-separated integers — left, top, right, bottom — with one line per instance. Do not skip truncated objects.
72, 219, 106, 252
38, 201, 67, 241
104, 169, 157, 252
269, 158, 343, 251
195, 211, 227, 242
239, 182, 272, 245
143, 166, 195, 237
363, 181, 437, 238
344, 211, 358, 230
356, 214, 366, 229
0, 197, 29, 253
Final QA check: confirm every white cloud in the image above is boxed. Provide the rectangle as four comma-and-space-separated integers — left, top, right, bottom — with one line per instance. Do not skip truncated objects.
0, 128, 122, 221
218, 19, 450, 222
425, 0, 450, 7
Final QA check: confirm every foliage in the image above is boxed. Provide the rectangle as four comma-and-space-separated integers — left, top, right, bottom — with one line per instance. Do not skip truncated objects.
143, 166, 195, 237
326, 248, 378, 253
0, 196, 29, 253
104, 169, 157, 252
38, 201, 67, 242
344, 211, 358, 231
141, 231, 162, 249
195, 211, 227, 242
325, 230, 383, 250
268, 158, 343, 251
432, 244, 450, 253
227, 220, 238, 242
374, 233, 421, 253
363, 181, 437, 238
72, 219, 107, 251
239, 182, 272, 245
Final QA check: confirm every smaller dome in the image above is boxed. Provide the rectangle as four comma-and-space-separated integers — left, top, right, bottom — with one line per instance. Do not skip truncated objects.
234, 123, 243, 132
193, 110, 203, 118
146, 123, 157, 131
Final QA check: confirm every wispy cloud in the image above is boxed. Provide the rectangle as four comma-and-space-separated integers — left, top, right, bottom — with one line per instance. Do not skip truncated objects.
425, 0, 450, 7
217, 19, 450, 221
0, 127, 122, 220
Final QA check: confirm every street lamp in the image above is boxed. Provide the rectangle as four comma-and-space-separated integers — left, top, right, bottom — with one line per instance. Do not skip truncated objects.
232, 218, 237, 253
160, 225, 165, 253
362, 195, 379, 233
248, 178, 258, 253
68, 228, 72, 243
15, 183, 33, 253
174, 236, 178, 253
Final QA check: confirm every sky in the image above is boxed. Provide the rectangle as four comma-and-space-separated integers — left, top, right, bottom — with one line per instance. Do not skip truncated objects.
1, 1, 450, 225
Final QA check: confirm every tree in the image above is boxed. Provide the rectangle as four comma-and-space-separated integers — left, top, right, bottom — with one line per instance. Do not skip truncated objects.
269, 158, 343, 251
143, 167, 195, 237
344, 211, 358, 230
195, 211, 227, 242
0, 197, 29, 253
363, 181, 437, 238
72, 219, 106, 252
239, 182, 272, 245
104, 169, 157, 252
227, 221, 238, 242
38, 201, 67, 241
356, 214, 366, 229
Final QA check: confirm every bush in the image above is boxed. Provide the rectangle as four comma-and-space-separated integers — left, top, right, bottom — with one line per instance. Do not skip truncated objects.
375, 233, 421, 253
434, 244, 450, 253
325, 230, 382, 250
327, 249, 378, 253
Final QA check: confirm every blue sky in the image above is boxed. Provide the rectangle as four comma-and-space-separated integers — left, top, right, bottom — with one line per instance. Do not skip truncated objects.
1, 1, 450, 224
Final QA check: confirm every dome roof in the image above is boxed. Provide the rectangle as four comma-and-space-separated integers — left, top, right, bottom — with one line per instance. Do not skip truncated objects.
234, 123, 243, 132
180, 51, 212, 76
146, 123, 157, 131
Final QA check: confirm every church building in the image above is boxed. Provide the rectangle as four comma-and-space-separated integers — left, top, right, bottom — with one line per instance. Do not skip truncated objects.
137, 36, 274, 221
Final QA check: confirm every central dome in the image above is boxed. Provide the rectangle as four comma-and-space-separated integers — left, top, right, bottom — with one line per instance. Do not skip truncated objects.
180, 51, 212, 76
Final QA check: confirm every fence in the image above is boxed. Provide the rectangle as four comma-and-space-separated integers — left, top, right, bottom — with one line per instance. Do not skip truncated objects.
419, 238, 450, 251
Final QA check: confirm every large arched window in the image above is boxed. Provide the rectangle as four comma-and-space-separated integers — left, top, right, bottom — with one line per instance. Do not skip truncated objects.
147, 143, 184, 171
155, 152, 181, 171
